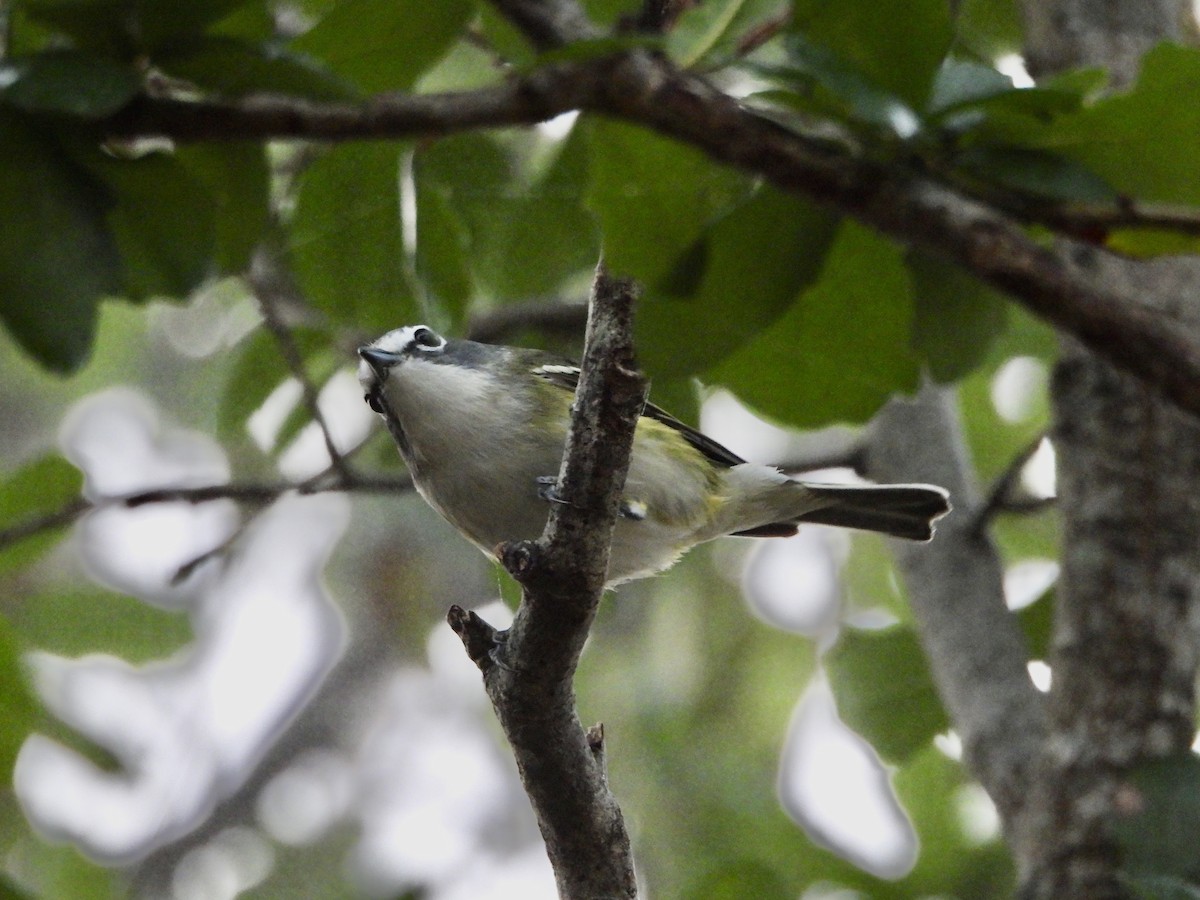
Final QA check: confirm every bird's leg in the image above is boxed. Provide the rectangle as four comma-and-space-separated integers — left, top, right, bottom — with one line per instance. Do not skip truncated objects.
536, 475, 570, 505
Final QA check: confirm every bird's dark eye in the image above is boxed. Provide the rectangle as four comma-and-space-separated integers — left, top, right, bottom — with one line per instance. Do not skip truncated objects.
412, 327, 441, 349
365, 393, 384, 414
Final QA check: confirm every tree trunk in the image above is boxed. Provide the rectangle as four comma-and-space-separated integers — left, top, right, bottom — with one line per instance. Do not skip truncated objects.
1019, 3, 1200, 896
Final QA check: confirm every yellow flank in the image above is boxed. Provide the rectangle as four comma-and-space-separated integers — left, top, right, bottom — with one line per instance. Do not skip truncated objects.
629, 416, 727, 531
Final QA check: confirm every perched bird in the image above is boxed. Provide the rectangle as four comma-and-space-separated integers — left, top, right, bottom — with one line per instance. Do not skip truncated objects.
357, 325, 950, 586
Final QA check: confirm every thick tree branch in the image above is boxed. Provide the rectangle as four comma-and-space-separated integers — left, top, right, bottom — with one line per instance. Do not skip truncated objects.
869, 386, 1047, 852
1017, 5, 1200, 897
100, 52, 1200, 422
449, 264, 645, 899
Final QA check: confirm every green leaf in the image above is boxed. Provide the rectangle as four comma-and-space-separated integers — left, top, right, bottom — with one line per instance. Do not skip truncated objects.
137, 0, 264, 49
84, 151, 219, 300
0, 615, 38, 779
413, 177, 472, 327
415, 129, 598, 301
636, 185, 838, 380
826, 625, 949, 763
0, 50, 141, 117
714, 220, 919, 427
218, 326, 328, 447
0, 112, 120, 372
667, 0, 787, 68
955, 145, 1119, 204
291, 0, 472, 93
1029, 44, 1200, 206
585, 119, 750, 285
952, 0, 1023, 59
290, 143, 415, 331
157, 36, 359, 100
1114, 754, 1200, 885
0, 455, 83, 575
15, 0, 131, 53
174, 142, 269, 273
908, 251, 1008, 382
11, 587, 192, 664
790, 0, 953, 111
768, 33, 919, 134
1016, 587, 1053, 661
16, 0, 262, 54
926, 57, 1015, 116
683, 860, 790, 900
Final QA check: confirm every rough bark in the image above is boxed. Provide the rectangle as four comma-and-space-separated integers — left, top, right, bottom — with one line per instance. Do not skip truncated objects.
449, 265, 645, 899
869, 387, 1046, 851
1020, 3, 1200, 896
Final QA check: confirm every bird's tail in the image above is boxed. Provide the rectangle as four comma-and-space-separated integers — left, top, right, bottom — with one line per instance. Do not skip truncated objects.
797, 483, 951, 541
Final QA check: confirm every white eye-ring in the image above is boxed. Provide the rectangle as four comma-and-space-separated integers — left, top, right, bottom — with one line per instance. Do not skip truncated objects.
411, 327, 445, 351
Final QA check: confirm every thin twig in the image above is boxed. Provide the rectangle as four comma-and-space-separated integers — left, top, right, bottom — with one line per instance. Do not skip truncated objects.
971, 435, 1052, 534
248, 253, 353, 481
0, 475, 415, 553
0, 497, 91, 548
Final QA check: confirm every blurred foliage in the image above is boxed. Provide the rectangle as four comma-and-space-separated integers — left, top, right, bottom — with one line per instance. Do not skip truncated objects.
0, 0, 1194, 897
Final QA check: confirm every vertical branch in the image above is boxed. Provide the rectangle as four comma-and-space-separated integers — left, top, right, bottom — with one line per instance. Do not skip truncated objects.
449, 263, 646, 899
1017, 3, 1200, 896
869, 386, 1046, 850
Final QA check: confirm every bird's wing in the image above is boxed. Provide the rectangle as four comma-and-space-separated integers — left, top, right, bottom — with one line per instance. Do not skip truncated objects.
531, 363, 747, 469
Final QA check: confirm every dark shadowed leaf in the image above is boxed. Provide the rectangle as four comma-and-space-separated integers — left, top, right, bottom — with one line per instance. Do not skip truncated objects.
636, 186, 838, 380
666, 0, 787, 68
714, 221, 919, 427
585, 119, 749, 286
414, 179, 472, 327
1029, 44, 1200, 206
157, 36, 359, 100
174, 142, 270, 273
1125, 876, 1200, 900
909, 251, 1008, 382
826, 625, 949, 763
926, 58, 1015, 116
1114, 754, 1200, 887
291, 0, 472, 93
416, 129, 598, 301
0, 113, 120, 371
0, 50, 140, 117
17, 0, 261, 53
955, 145, 1118, 204
290, 143, 415, 332
767, 33, 918, 135
790, 0, 953, 111
84, 151, 219, 301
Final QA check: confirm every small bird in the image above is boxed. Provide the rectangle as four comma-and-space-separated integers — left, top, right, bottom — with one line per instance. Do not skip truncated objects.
358, 325, 950, 586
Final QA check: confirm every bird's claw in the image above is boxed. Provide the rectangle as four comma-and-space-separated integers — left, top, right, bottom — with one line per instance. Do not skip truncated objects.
536, 475, 570, 505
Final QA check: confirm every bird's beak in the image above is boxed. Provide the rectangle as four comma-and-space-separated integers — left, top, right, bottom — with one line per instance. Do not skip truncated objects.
357, 346, 403, 376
